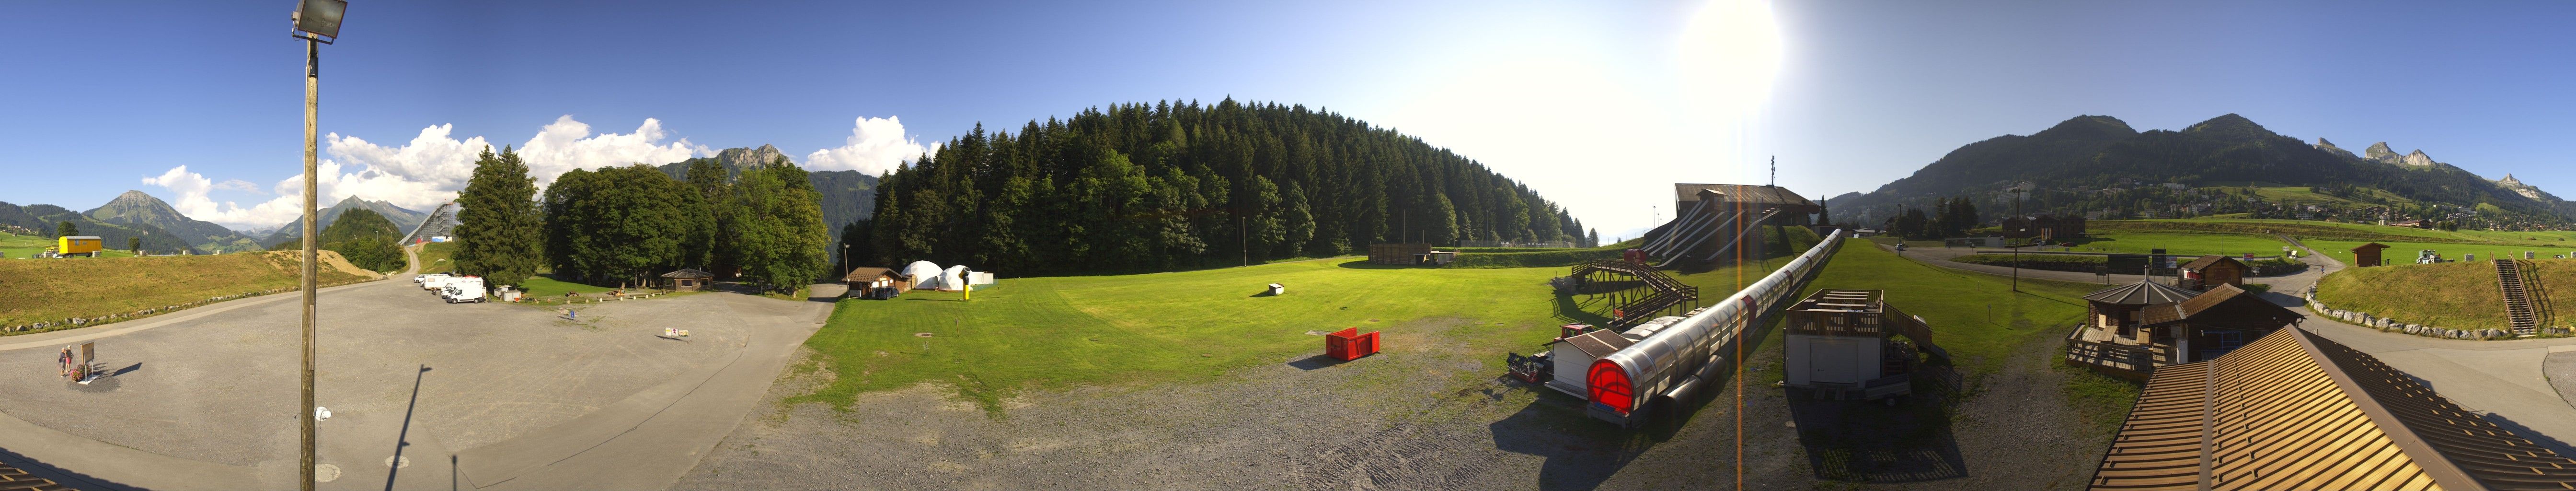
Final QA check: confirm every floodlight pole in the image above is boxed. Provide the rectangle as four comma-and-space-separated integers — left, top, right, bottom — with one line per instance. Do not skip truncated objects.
298, 35, 319, 491
2012, 188, 2023, 293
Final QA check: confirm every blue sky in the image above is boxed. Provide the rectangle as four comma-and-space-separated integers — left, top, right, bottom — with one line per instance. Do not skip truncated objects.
3, 1, 2571, 237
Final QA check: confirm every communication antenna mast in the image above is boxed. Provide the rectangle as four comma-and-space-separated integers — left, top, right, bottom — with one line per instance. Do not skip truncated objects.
1769, 156, 1776, 187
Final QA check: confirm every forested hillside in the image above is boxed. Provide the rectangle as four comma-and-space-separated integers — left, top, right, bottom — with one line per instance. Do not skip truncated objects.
852, 99, 1589, 274
313, 208, 404, 271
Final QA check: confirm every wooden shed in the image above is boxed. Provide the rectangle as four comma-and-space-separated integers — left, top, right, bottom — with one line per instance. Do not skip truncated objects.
2176, 255, 2247, 291
844, 267, 906, 295
1782, 289, 1933, 401
2352, 242, 2391, 268
660, 269, 714, 292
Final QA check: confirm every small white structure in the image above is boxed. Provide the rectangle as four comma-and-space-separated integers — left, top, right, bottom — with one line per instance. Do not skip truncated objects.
1267, 283, 1284, 295
1782, 290, 1920, 401
902, 260, 947, 290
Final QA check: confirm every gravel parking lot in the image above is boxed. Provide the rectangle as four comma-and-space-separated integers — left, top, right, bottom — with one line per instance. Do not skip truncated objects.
0, 275, 823, 490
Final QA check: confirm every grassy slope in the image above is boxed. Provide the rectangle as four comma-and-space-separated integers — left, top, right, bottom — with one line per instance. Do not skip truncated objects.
2313, 260, 2576, 330
0, 251, 370, 326
2303, 239, 2570, 268
414, 242, 457, 274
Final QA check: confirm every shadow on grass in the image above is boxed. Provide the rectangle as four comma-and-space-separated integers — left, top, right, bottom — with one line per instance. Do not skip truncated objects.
1552, 294, 1612, 327
1286, 354, 1347, 371
1786, 359, 1969, 483
1334, 259, 1433, 269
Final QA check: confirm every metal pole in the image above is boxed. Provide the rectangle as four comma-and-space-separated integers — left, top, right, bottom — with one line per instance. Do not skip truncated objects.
2012, 190, 2022, 292
299, 36, 319, 491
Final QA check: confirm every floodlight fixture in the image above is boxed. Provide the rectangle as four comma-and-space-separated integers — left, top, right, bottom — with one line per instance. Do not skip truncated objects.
291, 0, 345, 44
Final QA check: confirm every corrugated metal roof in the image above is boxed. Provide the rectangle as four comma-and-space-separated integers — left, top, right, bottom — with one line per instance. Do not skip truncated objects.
2139, 284, 2294, 327
2084, 281, 2201, 306
2089, 327, 2576, 491
1672, 184, 1819, 212
1561, 328, 1634, 358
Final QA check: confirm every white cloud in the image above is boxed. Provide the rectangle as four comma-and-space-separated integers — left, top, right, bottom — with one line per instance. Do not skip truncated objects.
518, 116, 711, 187
804, 116, 927, 175
142, 116, 718, 229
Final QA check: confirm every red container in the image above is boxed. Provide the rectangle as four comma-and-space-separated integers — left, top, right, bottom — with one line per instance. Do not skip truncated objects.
1326, 327, 1381, 361
1622, 249, 1648, 263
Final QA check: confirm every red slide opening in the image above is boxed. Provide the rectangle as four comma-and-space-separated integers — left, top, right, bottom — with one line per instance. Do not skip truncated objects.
1587, 359, 1634, 414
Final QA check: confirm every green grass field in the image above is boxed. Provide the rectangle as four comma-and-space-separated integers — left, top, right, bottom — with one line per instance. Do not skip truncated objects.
2201, 186, 2414, 209
0, 251, 371, 327
2314, 260, 2576, 331
794, 257, 1575, 414
2113, 218, 2576, 245
0, 232, 141, 258
414, 241, 457, 274
2063, 231, 2289, 257
1806, 240, 2104, 374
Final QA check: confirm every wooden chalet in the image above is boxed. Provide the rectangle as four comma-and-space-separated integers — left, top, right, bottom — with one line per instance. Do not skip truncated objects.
845, 267, 905, 292
1673, 184, 1821, 225
2176, 255, 2248, 291
2066, 282, 2300, 380
659, 268, 714, 292
2089, 327, 2576, 490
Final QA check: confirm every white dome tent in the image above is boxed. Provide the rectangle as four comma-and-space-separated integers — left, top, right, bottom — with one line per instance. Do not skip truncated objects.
902, 261, 947, 290
938, 265, 971, 292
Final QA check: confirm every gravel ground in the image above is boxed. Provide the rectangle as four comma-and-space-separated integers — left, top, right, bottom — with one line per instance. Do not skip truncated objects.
678, 318, 2107, 490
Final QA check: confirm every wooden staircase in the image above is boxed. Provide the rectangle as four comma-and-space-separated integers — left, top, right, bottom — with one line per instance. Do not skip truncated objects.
1572, 259, 1700, 327
2496, 259, 2540, 336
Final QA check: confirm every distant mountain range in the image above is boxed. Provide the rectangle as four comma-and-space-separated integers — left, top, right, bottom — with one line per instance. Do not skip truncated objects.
7, 145, 881, 254
1825, 114, 2573, 227
656, 144, 879, 246
262, 196, 428, 246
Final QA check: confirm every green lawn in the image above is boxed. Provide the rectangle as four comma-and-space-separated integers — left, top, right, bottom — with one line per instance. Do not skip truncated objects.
2062, 231, 2289, 257
793, 257, 1578, 415
2302, 239, 2574, 267
1803, 240, 2103, 374
2118, 218, 2576, 245
2313, 260, 2576, 331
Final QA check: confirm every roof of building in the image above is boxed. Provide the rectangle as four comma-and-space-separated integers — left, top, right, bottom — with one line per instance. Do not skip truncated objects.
2178, 255, 2245, 271
2354, 242, 2393, 252
2138, 284, 2296, 326
1672, 184, 1821, 213
2088, 327, 2576, 490
0, 461, 71, 491
2083, 280, 2202, 306
844, 267, 897, 281
1558, 328, 1634, 358
659, 268, 714, 279
1789, 289, 1884, 313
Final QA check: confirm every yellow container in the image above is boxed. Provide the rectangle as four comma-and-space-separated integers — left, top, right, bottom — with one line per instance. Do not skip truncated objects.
57, 236, 103, 256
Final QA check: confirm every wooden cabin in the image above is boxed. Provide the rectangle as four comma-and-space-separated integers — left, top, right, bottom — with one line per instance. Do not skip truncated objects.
2176, 255, 2248, 291
844, 267, 908, 299
658, 269, 714, 292
1783, 289, 1933, 401
2352, 242, 2391, 268
1367, 243, 1436, 265
2065, 282, 2300, 379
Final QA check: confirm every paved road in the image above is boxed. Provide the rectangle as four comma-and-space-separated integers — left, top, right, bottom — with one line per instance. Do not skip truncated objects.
1896, 239, 2576, 451
0, 261, 837, 491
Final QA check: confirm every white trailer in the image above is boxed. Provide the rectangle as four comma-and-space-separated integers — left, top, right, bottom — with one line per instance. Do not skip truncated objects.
440, 277, 486, 304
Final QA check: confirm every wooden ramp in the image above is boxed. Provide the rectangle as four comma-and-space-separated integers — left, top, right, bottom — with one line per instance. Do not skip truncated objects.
1571, 259, 1699, 327
2496, 259, 2540, 336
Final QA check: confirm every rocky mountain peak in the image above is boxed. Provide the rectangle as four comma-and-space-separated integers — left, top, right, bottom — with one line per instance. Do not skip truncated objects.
717, 144, 789, 170
2400, 149, 2436, 167
2364, 141, 2398, 162
2500, 174, 2523, 186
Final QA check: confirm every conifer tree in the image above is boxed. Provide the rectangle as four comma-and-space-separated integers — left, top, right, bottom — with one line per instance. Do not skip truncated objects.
454, 146, 545, 286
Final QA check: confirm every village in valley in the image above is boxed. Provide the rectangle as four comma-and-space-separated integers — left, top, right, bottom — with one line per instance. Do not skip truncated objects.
6, 2, 2576, 491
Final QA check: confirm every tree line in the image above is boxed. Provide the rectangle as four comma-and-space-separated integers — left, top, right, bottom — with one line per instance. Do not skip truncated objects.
449, 146, 830, 293
1882, 196, 1981, 239
848, 98, 1590, 275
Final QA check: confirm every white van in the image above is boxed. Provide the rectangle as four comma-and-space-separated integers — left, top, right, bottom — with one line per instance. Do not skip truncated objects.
440, 277, 486, 304
414, 273, 451, 287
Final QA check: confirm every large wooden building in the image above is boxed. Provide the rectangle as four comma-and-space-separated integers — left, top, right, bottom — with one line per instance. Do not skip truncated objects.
2089, 327, 2576, 490
2065, 282, 2300, 379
